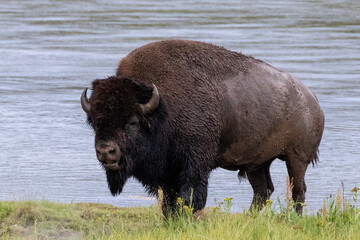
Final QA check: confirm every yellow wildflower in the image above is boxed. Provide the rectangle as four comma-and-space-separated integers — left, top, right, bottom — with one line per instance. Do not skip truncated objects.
177, 197, 184, 205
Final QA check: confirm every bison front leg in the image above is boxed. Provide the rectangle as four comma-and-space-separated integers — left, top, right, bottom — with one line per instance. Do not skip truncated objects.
178, 173, 209, 213
247, 161, 274, 211
160, 187, 179, 217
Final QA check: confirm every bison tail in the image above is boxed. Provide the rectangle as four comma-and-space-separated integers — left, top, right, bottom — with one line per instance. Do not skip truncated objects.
311, 149, 320, 166
237, 168, 247, 182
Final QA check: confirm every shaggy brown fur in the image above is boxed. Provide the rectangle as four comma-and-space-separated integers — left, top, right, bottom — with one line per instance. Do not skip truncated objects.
83, 40, 324, 215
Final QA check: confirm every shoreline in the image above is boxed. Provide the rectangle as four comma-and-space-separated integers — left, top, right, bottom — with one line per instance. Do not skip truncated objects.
1, 193, 359, 239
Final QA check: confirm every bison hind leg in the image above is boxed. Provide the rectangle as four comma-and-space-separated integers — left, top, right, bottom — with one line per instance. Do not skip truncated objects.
246, 160, 275, 211
284, 151, 313, 215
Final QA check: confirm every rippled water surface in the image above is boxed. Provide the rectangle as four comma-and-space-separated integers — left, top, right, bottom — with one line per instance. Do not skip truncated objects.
1, 0, 359, 212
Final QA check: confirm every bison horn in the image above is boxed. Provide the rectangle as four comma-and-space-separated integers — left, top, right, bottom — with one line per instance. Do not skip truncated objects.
81, 88, 91, 114
139, 84, 160, 115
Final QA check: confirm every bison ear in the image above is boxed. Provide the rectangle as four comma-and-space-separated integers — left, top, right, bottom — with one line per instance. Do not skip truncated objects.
130, 80, 160, 115
130, 80, 154, 103
139, 84, 159, 115
91, 79, 102, 89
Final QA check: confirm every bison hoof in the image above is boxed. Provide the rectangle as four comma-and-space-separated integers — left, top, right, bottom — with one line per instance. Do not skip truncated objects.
193, 210, 205, 220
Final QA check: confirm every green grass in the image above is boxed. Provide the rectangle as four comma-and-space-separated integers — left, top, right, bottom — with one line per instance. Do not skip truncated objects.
0, 188, 359, 240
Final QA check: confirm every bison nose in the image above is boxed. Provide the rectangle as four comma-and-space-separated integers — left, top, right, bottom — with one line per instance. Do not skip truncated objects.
95, 141, 121, 166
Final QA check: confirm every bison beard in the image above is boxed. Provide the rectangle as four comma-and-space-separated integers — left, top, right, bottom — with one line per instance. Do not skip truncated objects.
106, 170, 127, 196
106, 161, 128, 196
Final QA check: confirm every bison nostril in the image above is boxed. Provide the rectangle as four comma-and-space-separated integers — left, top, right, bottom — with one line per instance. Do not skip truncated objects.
109, 149, 116, 154
96, 150, 100, 154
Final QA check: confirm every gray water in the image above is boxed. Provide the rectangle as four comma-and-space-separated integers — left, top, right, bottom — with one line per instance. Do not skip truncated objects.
1, 0, 359, 212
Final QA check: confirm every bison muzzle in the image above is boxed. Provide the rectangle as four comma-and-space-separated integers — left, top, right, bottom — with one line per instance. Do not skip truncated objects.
81, 40, 324, 215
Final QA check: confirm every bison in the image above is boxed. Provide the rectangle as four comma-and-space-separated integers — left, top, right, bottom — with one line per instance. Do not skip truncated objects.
81, 40, 324, 215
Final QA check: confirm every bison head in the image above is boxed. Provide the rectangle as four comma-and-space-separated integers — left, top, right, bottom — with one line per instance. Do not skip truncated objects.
81, 76, 160, 195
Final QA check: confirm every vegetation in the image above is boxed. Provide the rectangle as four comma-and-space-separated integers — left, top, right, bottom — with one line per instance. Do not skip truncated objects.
0, 185, 359, 240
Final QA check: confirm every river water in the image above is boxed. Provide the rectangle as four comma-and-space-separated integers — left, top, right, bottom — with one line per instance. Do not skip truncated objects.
1, 0, 359, 212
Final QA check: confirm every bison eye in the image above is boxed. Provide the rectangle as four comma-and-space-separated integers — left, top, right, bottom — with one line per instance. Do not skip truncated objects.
127, 115, 140, 126
128, 121, 138, 126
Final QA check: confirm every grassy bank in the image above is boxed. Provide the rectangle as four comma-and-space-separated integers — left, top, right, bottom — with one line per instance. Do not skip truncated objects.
0, 188, 359, 239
